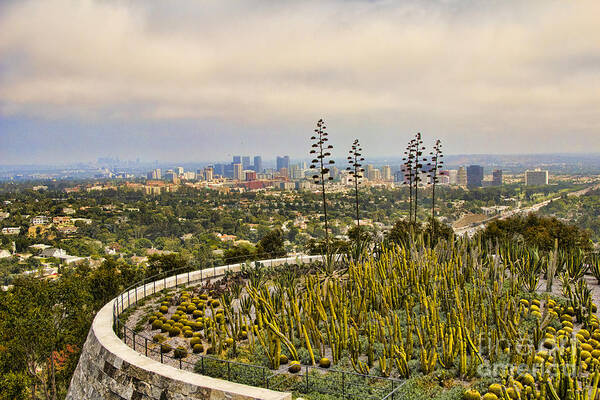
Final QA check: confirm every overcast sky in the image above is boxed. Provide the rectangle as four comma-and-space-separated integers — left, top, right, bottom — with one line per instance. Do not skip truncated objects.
1, 0, 599, 164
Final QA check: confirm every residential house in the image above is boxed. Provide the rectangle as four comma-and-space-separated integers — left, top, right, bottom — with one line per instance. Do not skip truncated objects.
31, 216, 50, 225
1, 227, 20, 235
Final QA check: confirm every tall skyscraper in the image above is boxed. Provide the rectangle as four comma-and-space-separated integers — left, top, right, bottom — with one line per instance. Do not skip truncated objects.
366, 164, 375, 180
233, 163, 243, 180
213, 164, 225, 177
290, 164, 303, 180
381, 165, 392, 181
147, 168, 162, 180
276, 156, 290, 171
176, 166, 184, 175
448, 169, 458, 185
466, 165, 484, 188
492, 169, 503, 186
525, 169, 549, 186
204, 167, 214, 181
457, 167, 467, 186
224, 164, 234, 178
253, 156, 263, 173
164, 169, 179, 184
233, 156, 241, 164
242, 156, 251, 170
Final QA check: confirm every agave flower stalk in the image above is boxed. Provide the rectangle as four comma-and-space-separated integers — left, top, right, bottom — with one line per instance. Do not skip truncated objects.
309, 119, 335, 256
347, 139, 365, 229
426, 139, 444, 237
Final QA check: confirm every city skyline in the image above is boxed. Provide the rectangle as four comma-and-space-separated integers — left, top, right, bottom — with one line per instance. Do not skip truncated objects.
1, 0, 600, 164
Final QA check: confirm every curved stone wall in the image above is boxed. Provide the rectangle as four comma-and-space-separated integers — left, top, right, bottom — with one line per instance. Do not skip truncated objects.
67, 255, 323, 400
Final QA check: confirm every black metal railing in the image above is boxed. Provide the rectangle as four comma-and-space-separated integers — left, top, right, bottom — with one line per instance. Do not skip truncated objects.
112, 253, 405, 399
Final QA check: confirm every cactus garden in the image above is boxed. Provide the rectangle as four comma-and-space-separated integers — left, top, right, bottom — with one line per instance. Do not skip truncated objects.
121, 236, 600, 400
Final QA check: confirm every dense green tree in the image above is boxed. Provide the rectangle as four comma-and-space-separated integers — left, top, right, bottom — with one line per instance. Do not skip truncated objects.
257, 229, 286, 258
479, 213, 592, 252
145, 253, 190, 278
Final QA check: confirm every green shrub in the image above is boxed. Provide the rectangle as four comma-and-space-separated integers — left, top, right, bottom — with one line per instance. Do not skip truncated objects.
153, 334, 166, 343
169, 327, 181, 337
159, 306, 168, 314
183, 330, 193, 338
161, 323, 172, 333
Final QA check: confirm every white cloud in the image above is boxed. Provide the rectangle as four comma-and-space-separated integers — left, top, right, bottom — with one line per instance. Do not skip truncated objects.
0, 0, 599, 154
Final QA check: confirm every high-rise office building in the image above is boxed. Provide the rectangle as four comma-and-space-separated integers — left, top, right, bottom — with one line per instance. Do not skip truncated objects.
164, 169, 179, 184
224, 164, 234, 179
457, 167, 467, 186
233, 156, 241, 164
204, 167, 213, 181
447, 170, 458, 185
492, 169, 503, 186
233, 163, 243, 180
276, 156, 290, 171
213, 164, 225, 177
329, 166, 339, 180
525, 169, 549, 186
381, 165, 392, 181
466, 165, 484, 188
253, 156, 263, 173
394, 170, 405, 183
242, 156, 251, 170
290, 164, 303, 180
365, 164, 375, 180
176, 167, 184, 176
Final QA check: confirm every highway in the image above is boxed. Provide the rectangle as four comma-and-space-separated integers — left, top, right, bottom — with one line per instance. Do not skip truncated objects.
454, 182, 600, 237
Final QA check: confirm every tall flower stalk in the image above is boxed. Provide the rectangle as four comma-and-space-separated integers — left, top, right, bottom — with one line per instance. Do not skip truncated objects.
402, 139, 416, 223
310, 119, 335, 247
347, 139, 365, 229
427, 140, 444, 220
412, 133, 426, 223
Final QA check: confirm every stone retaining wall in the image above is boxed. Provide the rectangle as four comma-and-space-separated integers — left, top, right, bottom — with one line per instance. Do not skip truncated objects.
67, 255, 323, 400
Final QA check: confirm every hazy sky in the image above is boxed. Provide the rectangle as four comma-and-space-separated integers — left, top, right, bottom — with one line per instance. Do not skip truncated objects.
1, 0, 599, 164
